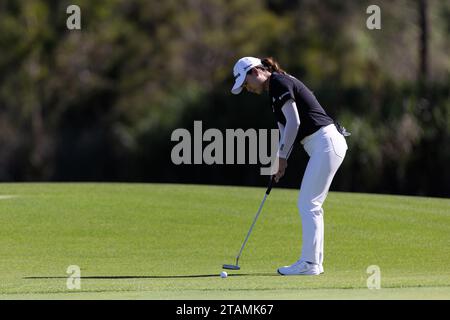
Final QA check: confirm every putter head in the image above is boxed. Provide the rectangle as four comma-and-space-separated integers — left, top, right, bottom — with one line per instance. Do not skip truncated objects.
222, 264, 240, 270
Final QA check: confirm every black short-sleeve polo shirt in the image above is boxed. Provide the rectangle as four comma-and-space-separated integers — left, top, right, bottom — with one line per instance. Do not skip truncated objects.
269, 72, 334, 141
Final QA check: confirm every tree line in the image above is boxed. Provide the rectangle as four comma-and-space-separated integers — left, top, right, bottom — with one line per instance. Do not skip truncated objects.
0, 0, 449, 197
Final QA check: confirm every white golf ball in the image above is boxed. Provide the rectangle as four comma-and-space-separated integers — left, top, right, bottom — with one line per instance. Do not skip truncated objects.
220, 271, 228, 278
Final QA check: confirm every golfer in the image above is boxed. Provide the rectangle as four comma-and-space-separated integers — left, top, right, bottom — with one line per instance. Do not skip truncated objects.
231, 57, 348, 275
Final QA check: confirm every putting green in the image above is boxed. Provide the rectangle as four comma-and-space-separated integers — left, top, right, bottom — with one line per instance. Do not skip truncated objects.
0, 183, 449, 299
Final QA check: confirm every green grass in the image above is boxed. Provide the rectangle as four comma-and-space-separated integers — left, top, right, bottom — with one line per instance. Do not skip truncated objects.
0, 183, 449, 299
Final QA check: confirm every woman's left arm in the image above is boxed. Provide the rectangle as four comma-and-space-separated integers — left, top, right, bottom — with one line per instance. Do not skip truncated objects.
275, 99, 300, 182
278, 99, 300, 159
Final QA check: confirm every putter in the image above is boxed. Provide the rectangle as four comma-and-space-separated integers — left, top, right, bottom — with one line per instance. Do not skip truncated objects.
223, 176, 275, 271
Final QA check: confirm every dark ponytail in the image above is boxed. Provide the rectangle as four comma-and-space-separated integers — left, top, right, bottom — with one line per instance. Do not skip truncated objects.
260, 57, 287, 74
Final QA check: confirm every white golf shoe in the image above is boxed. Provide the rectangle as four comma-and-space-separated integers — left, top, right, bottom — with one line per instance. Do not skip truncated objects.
277, 260, 321, 276
319, 264, 324, 274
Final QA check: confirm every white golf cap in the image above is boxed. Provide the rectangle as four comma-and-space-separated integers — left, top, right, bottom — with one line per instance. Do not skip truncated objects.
231, 57, 262, 94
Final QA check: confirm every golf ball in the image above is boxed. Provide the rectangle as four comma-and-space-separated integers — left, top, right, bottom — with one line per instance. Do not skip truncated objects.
220, 271, 228, 278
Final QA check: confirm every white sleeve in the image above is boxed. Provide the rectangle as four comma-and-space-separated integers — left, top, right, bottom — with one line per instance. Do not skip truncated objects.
278, 99, 300, 159
277, 122, 285, 141
276, 122, 285, 158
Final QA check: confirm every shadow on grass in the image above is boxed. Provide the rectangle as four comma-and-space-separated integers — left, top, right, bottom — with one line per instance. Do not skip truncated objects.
24, 273, 276, 280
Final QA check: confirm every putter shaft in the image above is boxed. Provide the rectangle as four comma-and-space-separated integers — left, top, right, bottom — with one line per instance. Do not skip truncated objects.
226, 177, 274, 270
235, 192, 269, 262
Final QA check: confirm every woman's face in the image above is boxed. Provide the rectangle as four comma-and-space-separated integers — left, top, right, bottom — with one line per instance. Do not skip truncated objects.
243, 68, 267, 94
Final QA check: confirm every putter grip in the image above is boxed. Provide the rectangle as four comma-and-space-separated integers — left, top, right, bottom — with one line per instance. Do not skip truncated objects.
265, 176, 274, 195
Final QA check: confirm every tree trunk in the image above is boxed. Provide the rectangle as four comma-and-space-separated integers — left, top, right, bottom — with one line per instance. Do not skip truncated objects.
418, 0, 429, 93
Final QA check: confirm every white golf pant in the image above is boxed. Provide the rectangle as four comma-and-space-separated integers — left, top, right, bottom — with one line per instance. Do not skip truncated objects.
298, 124, 347, 265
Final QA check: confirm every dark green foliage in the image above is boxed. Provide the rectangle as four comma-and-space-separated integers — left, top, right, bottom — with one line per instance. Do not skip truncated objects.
0, 0, 448, 196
